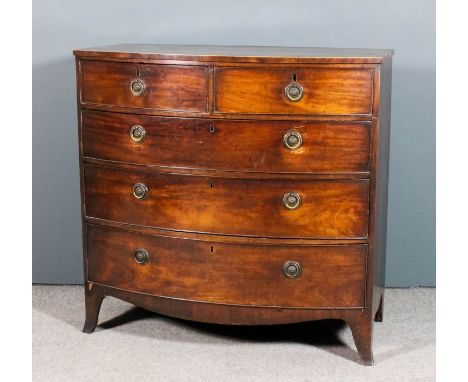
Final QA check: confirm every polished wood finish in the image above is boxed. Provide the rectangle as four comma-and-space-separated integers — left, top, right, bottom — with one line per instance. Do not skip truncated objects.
81, 110, 372, 174
84, 218, 369, 246
215, 66, 373, 115
74, 44, 393, 366
82, 284, 105, 334
369, 58, 393, 325
84, 164, 370, 239
79, 60, 209, 112
74, 44, 393, 64
87, 225, 367, 308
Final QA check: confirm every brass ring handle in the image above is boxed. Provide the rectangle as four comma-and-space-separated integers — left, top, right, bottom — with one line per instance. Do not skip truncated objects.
130, 78, 146, 96
283, 131, 303, 150
130, 125, 146, 143
284, 82, 304, 102
283, 192, 302, 210
134, 249, 149, 264
283, 261, 302, 279
133, 183, 148, 200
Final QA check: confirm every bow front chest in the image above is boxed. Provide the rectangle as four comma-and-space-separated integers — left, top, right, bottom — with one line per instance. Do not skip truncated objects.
74, 44, 393, 365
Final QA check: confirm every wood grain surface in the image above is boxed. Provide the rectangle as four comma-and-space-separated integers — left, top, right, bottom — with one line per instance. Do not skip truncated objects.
79, 60, 209, 112
74, 44, 393, 64
87, 225, 367, 308
81, 110, 371, 174
215, 66, 373, 115
84, 164, 370, 239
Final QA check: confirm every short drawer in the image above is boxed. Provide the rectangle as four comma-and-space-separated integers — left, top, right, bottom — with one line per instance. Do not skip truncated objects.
84, 165, 369, 239
79, 60, 209, 112
215, 66, 374, 115
87, 225, 367, 308
82, 110, 371, 174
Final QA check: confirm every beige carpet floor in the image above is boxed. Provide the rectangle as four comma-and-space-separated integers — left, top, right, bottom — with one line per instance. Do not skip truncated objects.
33, 286, 435, 382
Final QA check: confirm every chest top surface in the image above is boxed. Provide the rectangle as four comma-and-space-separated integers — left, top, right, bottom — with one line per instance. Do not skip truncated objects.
73, 43, 394, 63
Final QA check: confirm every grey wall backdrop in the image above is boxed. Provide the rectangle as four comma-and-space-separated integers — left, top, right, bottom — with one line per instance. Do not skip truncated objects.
33, 0, 435, 286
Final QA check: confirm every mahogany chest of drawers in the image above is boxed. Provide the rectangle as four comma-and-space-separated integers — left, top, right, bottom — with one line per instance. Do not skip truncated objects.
74, 44, 393, 365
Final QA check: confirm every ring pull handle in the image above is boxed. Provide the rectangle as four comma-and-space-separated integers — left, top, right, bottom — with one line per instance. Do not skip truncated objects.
133, 183, 148, 200
284, 82, 304, 102
283, 131, 303, 150
283, 192, 302, 210
130, 78, 146, 96
283, 261, 302, 279
130, 125, 146, 143
134, 249, 149, 265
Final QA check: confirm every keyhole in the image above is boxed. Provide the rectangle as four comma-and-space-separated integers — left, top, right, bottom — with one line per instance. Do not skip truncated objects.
209, 180, 214, 188
292, 73, 297, 82
210, 246, 214, 253
209, 125, 215, 133
136, 68, 140, 77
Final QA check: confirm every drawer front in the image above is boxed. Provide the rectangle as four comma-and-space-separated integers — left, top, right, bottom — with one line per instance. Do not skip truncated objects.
215, 67, 373, 115
79, 60, 209, 112
87, 225, 367, 308
84, 165, 369, 239
82, 110, 371, 174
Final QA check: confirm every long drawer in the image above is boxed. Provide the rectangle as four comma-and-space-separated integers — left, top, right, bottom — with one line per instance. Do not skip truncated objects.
79, 60, 209, 112
87, 225, 367, 308
82, 110, 371, 174
84, 164, 370, 239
